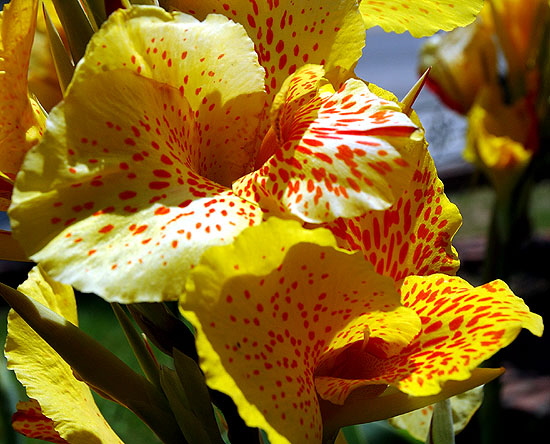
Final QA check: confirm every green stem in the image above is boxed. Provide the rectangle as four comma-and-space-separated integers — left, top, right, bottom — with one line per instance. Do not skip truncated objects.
483, 170, 534, 282
480, 160, 536, 444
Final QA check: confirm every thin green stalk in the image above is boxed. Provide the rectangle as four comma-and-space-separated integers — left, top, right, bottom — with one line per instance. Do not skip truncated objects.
479, 159, 537, 444
111, 303, 162, 391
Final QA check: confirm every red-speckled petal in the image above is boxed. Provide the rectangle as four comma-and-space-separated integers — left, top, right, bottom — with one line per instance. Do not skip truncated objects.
234, 68, 420, 222
326, 148, 461, 281
0, 0, 46, 196
181, 218, 419, 443
316, 274, 543, 399
166, 0, 365, 97
395, 275, 543, 395
359, 0, 484, 37
77, 6, 267, 186
10, 69, 263, 303
12, 399, 68, 444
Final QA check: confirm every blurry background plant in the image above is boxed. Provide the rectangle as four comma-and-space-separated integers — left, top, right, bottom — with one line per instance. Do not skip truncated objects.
419, 0, 550, 280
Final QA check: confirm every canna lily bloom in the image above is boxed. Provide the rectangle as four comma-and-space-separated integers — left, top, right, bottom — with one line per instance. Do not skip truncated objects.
4, 266, 123, 444
9, 4, 424, 303
418, 19, 498, 115
180, 217, 543, 444
464, 85, 539, 195
0, 0, 46, 211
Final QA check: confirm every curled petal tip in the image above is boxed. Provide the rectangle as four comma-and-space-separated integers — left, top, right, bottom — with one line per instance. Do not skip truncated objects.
401, 68, 431, 116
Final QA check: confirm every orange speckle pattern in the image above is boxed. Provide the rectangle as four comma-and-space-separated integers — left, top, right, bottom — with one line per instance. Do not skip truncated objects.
183, 219, 542, 441
326, 149, 461, 280
234, 66, 420, 222
0, 0, 46, 210
173, 0, 365, 98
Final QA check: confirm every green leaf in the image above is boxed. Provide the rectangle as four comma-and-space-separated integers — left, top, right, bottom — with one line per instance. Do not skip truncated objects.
173, 348, 224, 444
128, 303, 198, 360
160, 365, 220, 444
321, 368, 504, 440
43, 4, 74, 92
51, 0, 96, 63
112, 303, 162, 390
82, 0, 107, 27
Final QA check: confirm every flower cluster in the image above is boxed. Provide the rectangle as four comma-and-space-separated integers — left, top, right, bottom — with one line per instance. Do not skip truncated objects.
0, 1, 543, 444
419, 0, 550, 194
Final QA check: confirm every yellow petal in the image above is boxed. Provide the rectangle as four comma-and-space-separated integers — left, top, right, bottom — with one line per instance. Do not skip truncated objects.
359, 0, 484, 37
0, 0, 47, 181
5, 266, 123, 444
10, 68, 264, 303
465, 85, 536, 193
327, 144, 461, 281
484, 0, 549, 81
76, 6, 266, 185
389, 387, 484, 441
181, 218, 418, 443
311, 274, 542, 399
0, 229, 28, 261
418, 20, 498, 114
166, 0, 365, 97
393, 274, 543, 396
234, 68, 421, 222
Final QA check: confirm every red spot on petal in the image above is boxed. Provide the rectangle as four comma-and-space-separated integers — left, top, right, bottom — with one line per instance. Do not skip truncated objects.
98, 224, 114, 234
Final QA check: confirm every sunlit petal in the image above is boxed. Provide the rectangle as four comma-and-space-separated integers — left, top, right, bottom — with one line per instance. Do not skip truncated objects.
326, 142, 460, 281
181, 218, 418, 443
359, 0, 484, 37
10, 69, 264, 303
5, 267, 123, 443
393, 274, 544, 396
234, 67, 421, 222
76, 6, 267, 185
164, 0, 365, 97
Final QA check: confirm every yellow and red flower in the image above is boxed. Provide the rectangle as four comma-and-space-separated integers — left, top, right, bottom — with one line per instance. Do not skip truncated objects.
8, 3, 421, 303
180, 218, 542, 444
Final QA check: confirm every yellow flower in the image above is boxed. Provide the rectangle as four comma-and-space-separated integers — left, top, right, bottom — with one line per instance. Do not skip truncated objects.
9, 4, 423, 303
418, 18, 497, 114
180, 217, 543, 444
465, 85, 538, 194
4, 266, 123, 444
